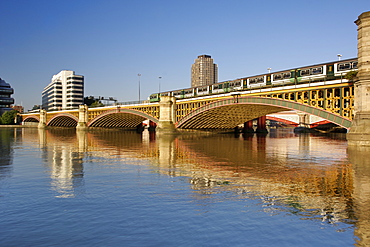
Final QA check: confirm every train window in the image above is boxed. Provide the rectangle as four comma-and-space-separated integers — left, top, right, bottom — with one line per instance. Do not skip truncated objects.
257, 77, 264, 82
311, 67, 323, 74
352, 62, 358, 69
273, 74, 282, 80
283, 72, 291, 79
301, 69, 310, 76
338, 63, 351, 71
249, 78, 257, 84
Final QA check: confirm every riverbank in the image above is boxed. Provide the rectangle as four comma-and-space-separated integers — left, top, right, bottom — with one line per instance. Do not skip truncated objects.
0, 125, 36, 128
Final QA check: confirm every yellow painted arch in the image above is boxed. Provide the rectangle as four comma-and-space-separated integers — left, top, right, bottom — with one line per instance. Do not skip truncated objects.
176, 96, 352, 129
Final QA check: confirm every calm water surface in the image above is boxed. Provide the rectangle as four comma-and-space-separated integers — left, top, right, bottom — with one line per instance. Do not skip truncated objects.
0, 127, 369, 246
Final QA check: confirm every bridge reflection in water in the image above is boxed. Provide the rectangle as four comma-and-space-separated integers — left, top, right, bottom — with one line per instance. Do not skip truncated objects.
13, 128, 370, 246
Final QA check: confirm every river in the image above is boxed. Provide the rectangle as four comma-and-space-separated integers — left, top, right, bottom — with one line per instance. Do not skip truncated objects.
0, 127, 369, 246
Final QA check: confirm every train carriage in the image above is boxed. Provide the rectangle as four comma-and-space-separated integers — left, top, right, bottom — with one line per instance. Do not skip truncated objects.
228, 79, 243, 91
247, 75, 266, 88
334, 59, 358, 76
149, 93, 160, 102
148, 58, 358, 103
271, 70, 292, 85
212, 81, 230, 94
196, 85, 211, 96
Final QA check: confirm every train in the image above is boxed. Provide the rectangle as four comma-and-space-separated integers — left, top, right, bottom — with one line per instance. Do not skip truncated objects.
149, 58, 358, 102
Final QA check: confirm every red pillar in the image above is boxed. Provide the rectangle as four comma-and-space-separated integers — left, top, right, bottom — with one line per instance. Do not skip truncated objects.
242, 120, 254, 133
148, 120, 157, 132
256, 116, 268, 133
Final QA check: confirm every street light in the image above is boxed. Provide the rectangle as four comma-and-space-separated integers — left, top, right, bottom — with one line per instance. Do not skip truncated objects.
138, 74, 141, 102
267, 68, 271, 73
158, 76, 162, 94
337, 54, 342, 61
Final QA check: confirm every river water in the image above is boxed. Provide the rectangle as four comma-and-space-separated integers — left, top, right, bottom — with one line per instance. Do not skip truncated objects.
0, 127, 369, 246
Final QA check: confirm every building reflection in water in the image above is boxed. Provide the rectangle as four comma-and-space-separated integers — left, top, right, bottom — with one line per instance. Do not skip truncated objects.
38, 128, 84, 198
18, 127, 369, 246
0, 128, 17, 180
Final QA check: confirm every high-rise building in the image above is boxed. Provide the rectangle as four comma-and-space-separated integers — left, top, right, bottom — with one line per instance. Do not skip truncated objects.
191, 55, 218, 88
42, 70, 84, 111
0, 78, 15, 115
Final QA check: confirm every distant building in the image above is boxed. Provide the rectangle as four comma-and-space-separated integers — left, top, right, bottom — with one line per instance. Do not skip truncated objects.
191, 55, 218, 88
12, 105, 24, 113
42, 70, 84, 111
0, 78, 15, 115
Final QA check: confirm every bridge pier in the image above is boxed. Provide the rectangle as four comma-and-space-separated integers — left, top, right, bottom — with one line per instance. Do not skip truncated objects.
76, 104, 88, 130
157, 96, 177, 135
256, 116, 268, 133
38, 109, 47, 129
348, 11, 370, 146
242, 120, 254, 133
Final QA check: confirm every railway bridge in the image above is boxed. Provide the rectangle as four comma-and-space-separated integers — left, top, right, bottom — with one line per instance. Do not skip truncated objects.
21, 81, 354, 130
20, 11, 370, 145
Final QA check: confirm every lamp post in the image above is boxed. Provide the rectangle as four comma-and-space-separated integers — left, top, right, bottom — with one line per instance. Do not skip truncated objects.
337, 54, 342, 61
138, 73, 141, 102
158, 76, 162, 94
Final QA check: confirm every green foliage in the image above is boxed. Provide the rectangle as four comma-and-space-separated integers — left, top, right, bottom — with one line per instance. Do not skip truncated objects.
90, 101, 105, 108
1, 110, 18, 125
84, 97, 105, 108
344, 70, 358, 81
84, 97, 96, 106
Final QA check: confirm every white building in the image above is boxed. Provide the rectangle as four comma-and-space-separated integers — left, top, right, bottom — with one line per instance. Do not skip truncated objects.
191, 55, 218, 88
42, 70, 84, 111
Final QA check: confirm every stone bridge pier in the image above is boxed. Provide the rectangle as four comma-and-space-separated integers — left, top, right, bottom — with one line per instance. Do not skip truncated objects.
348, 11, 370, 146
76, 104, 88, 130
157, 96, 177, 134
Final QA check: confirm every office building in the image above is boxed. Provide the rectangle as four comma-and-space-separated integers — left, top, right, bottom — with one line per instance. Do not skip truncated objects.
0, 78, 15, 115
42, 70, 84, 111
191, 55, 218, 87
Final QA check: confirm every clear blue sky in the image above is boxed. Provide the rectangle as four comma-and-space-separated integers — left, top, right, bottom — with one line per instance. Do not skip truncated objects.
1, 0, 369, 111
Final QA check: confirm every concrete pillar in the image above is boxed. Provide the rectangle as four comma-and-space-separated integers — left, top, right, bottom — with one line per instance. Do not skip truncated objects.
157, 96, 177, 134
38, 109, 47, 129
256, 116, 268, 133
348, 11, 370, 146
76, 105, 88, 130
242, 120, 254, 133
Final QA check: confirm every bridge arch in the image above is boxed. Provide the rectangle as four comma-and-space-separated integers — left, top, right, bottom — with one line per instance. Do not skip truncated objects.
23, 116, 40, 123
176, 96, 352, 129
88, 108, 158, 128
47, 113, 79, 127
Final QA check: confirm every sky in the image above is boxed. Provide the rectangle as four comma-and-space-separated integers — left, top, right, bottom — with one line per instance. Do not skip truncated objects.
1, 0, 369, 111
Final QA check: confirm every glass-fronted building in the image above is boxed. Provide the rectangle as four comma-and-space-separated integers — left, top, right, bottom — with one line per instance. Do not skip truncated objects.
42, 70, 84, 111
0, 78, 15, 115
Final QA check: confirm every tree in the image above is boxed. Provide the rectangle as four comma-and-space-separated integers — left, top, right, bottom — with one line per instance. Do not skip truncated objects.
1, 110, 18, 125
90, 101, 105, 108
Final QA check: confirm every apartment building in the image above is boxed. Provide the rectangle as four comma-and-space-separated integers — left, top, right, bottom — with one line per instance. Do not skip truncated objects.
42, 70, 84, 111
191, 55, 218, 88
